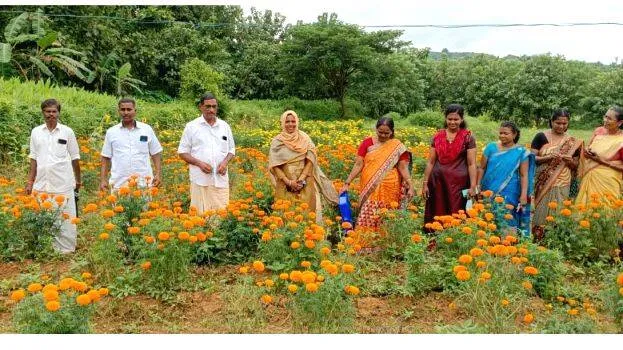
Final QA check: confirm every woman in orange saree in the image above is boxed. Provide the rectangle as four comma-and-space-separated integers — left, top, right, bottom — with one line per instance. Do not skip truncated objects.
575, 107, 623, 206
531, 109, 582, 237
340, 117, 414, 238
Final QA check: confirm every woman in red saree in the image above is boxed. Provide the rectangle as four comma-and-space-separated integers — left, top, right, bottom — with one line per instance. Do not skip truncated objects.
422, 104, 477, 232
340, 117, 414, 234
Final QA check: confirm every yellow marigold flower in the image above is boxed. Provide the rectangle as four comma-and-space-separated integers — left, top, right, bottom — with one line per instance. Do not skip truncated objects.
287, 284, 298, 293
501, 299, 509, 307
619, 287, 623, 296
264, 279, 275, 288
99, 232, 109, 240
461, 227, 473, 235
476, 261, 487, 268
45, 300, 61, 312
567, 308, 579, 316
345, 285, 360, 295
480, 271, 492, 280
300, 261, 312, 268
10, 289, 25, 302
76, 294, 91, 306
320, 247, 331, 255
290, 241, 301, 249
98, 288, 109, 296
522, 281, 533, 290
444, 237, 453, 244
579, 220, 590, 228
279, 273, 289, 280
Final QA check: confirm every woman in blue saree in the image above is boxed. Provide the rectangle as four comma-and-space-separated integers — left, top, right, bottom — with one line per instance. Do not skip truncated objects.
477, 121, 536, 237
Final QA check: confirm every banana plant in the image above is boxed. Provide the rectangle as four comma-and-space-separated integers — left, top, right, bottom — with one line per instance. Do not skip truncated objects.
1, 10, 94, 83
114, 62, 146, 97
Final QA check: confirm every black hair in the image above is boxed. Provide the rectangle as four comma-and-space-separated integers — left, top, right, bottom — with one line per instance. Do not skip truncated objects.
443, 103, 467, 129
500, 121, 520, 144
118, 98, 136, 107
198, 92, 218, 106
41, 99, 61, 112
549, 108, 570, 129
376, 116, 395, 138
610, 106, 623, 129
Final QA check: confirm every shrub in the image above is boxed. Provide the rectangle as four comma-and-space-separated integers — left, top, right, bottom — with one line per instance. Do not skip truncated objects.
408, 109, 444, 128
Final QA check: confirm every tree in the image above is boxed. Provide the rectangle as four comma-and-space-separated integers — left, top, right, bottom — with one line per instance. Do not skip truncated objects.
114, 62, 146, 97
280, 13, 407, 118
1, 10, 93, 83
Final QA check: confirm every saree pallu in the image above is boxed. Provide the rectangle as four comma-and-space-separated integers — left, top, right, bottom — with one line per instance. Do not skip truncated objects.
269, 138, 338, 222
533, 136, 582, 228
575, 133, 623, 206
356, 139, 409, 235
481, 144, 536, 236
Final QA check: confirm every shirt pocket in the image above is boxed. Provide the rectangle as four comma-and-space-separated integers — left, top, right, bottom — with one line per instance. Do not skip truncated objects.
219, 137, 229, 154
135, 136, 150, 154
54, 139, 68, 158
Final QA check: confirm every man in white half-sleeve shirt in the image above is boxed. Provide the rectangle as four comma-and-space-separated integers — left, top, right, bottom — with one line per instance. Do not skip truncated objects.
100, 98, 163, 191
178, 93, 235, 213
25, 99, 81, 253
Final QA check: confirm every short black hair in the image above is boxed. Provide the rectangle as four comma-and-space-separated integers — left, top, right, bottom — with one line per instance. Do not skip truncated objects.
610, 106, 623, 129
41, 99, 61, 112
118, 98, 136, 107
198, 92, 218, 106
500, 121, 521, 144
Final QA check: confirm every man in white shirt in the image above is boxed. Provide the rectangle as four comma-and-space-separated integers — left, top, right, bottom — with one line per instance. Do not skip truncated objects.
25, 99, 81, 253
100, 98, 163, 191
178, 93, 235, 213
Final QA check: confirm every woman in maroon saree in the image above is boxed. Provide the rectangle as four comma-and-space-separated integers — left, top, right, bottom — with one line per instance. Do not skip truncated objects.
422, 104, 478, 232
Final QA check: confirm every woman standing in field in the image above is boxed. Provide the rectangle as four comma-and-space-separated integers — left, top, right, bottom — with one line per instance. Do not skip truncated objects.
340, 117, 414, 234
575, 106, 623, 206
421, 104, 477, 232
268, 110, 338, 221
478, 121, 535, 236
531, 109, 582, 238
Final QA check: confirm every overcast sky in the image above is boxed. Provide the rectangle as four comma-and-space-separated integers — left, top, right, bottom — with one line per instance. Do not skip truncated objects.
239, 0, 623, 64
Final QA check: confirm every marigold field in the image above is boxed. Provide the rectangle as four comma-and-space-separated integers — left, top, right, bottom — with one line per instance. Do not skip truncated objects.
1, 119, 622, 334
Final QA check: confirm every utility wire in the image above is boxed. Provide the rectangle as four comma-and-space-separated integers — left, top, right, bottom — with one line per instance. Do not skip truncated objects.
1, 9, 623, 29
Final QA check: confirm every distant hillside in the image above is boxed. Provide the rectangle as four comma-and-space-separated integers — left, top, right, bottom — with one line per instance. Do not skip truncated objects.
427, 50, 496, 60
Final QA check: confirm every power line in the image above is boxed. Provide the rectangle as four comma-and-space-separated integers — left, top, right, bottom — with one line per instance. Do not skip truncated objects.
1, 10, 623, 29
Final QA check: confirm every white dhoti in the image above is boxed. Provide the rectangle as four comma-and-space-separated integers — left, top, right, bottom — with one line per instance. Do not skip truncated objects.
190, 183, 229, 214
45, 190, 78, 253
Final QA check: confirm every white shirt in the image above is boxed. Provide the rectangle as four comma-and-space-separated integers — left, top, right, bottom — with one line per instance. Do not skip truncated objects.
178, 116, 235, 188
28, 123, 80, 193
101, 121, 163, 189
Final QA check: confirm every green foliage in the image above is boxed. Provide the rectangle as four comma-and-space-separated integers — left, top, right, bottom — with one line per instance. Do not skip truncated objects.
288, 274, 357, 333
408, 109, 444, 129
379, 209, 422, 260
12, 293, 93, 333
8, 203, 62, 261
179, 58, 225, 102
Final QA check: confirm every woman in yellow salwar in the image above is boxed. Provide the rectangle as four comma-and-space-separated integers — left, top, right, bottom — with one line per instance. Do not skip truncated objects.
575, 107, 623, 206
340, 117, 414, 234
268, 110, 338, 221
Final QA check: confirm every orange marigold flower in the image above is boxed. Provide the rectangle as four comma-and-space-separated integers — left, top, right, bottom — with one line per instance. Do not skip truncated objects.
494, 196, 504, 203
345, 285, 360, 295
545, 216, 555, 222
289, 270, 303, 282
480, 271, 492, 280
501, 299, 510, 306
547, 201, 558, 209
87, 289, 101, 302
290, 241, 301, 249
489, 235, 501, 244
616, 273, 623, 286
579, 220, 590, 228
320, 247, 331, 255
453, 265, 467, 273
482, 190, 493, 198
444, 237, 453, 244
54, 195, 66, 204
45, 300, 61, 312
461, 227, 473, 235
476, 261, 487, 268
27, 283, 43, 293
304, 240, 316, 249
98, 288, 109, 296
411, 234, 422, 243
178, 231, 190, 241
103, 222, 115, 231
279, 273, 289, 280
619, 287, 623, 296
469, 248, 484, 257
10, 289, 26, 302
305, 282, 319, 293
560, 208, 572, 216
523, 313, 534, 324
458, 254, 473, 264
342, 264, 355, 273
76, 294, 91, 306
287, 284, 298, 293
252, 260, 265, 273
455, 270, 471, 281
128, 226, 140, 235
300, 260, 312, 268
522, 281, 533, 290
141, 261, 152, 270
260, 294, 272, 304
99, 232, 109, 240
43, 289, 59, 302
524, 266, 539, 275
157, 231, 170, 241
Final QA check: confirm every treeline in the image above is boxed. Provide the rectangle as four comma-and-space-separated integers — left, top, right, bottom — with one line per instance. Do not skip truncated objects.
1, 5, 622, 125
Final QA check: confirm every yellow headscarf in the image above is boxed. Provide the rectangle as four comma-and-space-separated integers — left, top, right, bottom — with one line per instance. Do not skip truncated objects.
276, 110, 313, 154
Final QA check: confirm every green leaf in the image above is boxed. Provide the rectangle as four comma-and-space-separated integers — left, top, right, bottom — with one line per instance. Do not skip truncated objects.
0, 43, 11, 63
28, 56, 53, 77
36, 31, 57, 50
116, 62, 131, 80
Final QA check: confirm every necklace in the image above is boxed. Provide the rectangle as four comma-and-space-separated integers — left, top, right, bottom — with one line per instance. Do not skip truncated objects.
446, 130, 457, 143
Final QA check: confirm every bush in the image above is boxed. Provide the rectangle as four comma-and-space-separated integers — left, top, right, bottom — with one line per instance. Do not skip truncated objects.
179, 58, 225, 102
407, 109, 444, 128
